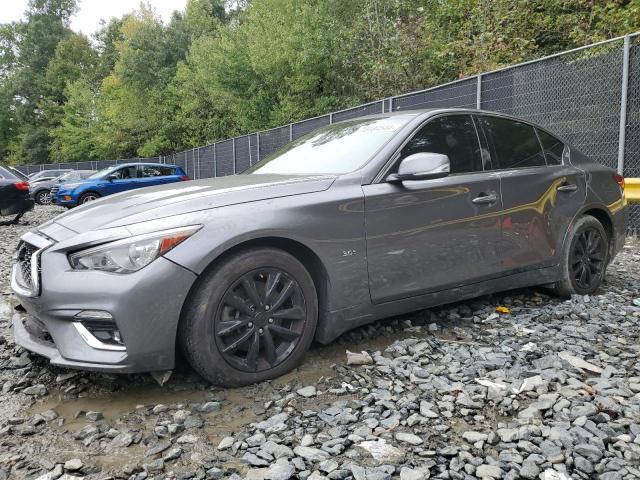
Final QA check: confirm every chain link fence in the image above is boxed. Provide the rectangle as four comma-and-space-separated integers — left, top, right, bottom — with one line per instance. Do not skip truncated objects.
16, 33, 640, 233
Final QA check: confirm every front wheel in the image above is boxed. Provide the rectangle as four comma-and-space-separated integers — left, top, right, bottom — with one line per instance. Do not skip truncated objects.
553, 215, 609, 296
78, 192, 101, 204
179, 248, 318, 386
35, 190, 52, 205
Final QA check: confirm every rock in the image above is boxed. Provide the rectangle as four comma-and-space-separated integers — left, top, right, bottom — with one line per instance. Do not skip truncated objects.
395, 432, 423, 445
200, 401, 221, 412
85, 411, 103, 422
558, 351, 603, 374
519, 461, 540, 479
346, 350, 373, 365
176, 434, 199, 444
163, 447, 182, 461
265, 460, 295, 480
356, 439, 405, 464
294, 446, 330, 462
23, 384, 47, 396
217, 436, 234, 450
476, 464, 502, 479
109, 432, 133, 449
462, 431, 488, 443
297, 386, 317, 397
63, 459, 82, 471
400, 467, 427, 480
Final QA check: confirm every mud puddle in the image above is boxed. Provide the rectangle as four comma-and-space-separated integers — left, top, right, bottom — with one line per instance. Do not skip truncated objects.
29, 326, 412, 430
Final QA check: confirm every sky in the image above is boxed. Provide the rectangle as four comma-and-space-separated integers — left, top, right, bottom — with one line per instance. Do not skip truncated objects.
0, 0, 189, 35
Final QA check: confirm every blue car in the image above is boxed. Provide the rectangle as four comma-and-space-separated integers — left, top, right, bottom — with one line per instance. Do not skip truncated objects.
55, 163, 190, 207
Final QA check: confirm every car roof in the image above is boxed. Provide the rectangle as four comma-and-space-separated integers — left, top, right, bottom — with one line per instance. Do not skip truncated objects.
336, 108, 569, 145
114, 162, 178, 168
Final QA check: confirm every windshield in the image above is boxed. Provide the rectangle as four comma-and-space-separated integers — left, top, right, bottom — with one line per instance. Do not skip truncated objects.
245, 115, 414, 175
88, 166, 116, 179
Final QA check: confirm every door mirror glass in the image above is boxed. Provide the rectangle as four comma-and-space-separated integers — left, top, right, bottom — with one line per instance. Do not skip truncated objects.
107, 173, 118, 181
387, 153, 450, 183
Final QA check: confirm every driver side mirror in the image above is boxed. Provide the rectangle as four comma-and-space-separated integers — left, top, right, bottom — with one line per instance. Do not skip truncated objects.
387, 153, 450, 183
107, 173, 118, 181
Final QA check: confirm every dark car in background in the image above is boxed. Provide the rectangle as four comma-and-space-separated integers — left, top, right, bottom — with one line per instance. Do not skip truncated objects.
0, 165, 33, 224
11, 109, 627, 386
31, 170, 96, 205
54, 163, 190, 207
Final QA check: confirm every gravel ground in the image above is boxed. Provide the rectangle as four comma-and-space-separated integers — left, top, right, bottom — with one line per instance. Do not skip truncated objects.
1, 206, 640, 480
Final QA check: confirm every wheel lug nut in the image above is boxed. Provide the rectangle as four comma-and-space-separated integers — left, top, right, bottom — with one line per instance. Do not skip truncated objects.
264, 305, 270, 311
258, 328, 264, 334
248, 322, 253, 328
268, 318, 274, 323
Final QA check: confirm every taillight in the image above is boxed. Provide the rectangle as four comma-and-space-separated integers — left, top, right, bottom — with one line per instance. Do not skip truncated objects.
613, 173, 625, 190
13, 181, 30, 191
179, 175, 190, 181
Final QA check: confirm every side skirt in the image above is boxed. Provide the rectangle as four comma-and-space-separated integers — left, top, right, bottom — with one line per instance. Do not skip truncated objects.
315, 265, 560, 344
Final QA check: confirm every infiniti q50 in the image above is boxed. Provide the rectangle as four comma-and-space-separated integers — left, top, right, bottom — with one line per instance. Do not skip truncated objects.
11, 109, 627, 386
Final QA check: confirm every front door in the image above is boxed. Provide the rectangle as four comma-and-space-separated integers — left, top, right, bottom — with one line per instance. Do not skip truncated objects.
101, 165, 139, 195
363, 114, 504, 304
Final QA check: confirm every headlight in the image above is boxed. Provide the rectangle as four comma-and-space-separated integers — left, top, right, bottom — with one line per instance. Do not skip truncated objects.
68, 226, 201, 273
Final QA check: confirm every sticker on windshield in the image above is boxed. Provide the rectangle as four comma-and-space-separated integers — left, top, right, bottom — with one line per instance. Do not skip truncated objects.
359, 121, 404, 133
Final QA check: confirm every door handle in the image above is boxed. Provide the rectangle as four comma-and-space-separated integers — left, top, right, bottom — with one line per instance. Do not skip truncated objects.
557, 183, 578, 192
472, 193, 498, 205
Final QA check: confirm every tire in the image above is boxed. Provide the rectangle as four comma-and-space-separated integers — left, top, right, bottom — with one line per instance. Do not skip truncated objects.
78, 191, 101, 205
35, 190, 52, 205
553, 215, 609, 297
179, 247, 318, 386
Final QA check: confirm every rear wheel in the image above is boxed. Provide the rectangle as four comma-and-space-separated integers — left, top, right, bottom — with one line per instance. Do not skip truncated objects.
553, 215, 608, 296
78, 191, 100, 204
35, 190, 52, 205
179, 248, 318, 386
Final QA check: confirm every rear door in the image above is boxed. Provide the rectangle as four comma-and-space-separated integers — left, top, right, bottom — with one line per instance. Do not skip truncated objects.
137, 165, 175, 188
476, 115, 585, 271
363, 114, 504, 303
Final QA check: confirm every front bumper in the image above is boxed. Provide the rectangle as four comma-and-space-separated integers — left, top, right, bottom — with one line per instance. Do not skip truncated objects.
54, 194, 77, 207
12, 233, 197, 373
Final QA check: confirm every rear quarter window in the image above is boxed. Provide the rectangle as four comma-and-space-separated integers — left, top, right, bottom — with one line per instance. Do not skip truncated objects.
536, 129, 566, 165
479, 116, 546, 169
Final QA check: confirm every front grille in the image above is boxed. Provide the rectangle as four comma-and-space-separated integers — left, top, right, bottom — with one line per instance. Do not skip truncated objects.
14, 241, 40, 295
50, 185, 60, 202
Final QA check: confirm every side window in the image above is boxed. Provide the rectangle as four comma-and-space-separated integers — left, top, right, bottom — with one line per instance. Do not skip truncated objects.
536, 128, 566, 165
113, 166, 137, 179
399, 115, 482, 174
479, 116, 545, 169
141, 166, 174, 177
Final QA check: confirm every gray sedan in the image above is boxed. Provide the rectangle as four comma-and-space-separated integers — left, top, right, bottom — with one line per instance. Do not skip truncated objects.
11, 109, 628, 386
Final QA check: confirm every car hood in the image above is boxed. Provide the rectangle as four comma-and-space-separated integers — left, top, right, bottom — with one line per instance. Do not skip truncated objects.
49, 174, 336, 233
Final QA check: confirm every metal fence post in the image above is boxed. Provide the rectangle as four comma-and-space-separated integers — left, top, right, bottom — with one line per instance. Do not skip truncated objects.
389, 97, 395, 112
329, 113, 333, 124
197, 148, 200, 179
476, 74, 482, 109
248, 135, 252, 165
232, 137, 236, 174
289, 124, 293, 141
618, 35, 630, 175
256, 133, 261, 162
213, 143, 217, 177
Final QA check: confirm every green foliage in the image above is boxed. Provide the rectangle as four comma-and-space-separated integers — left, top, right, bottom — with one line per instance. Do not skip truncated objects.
2, 0, 640, 164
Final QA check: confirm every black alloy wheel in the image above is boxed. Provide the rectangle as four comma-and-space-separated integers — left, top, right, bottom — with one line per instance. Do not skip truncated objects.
214, 268, 307, 372
179, 247, 318, 386
570, 227, 606, 291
